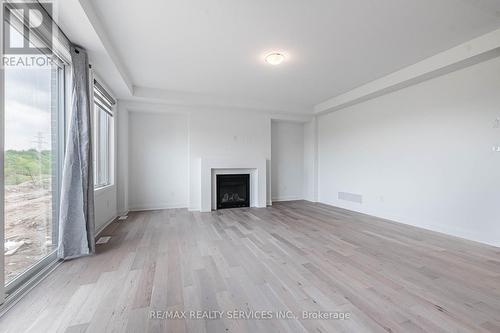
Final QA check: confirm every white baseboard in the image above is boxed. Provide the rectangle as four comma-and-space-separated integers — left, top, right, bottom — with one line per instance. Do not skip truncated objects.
117, 210, 129, 216
128, 203, 187, 212
318, 200, 500, 248
271, 196, 303, 202
95, 215, 118, 236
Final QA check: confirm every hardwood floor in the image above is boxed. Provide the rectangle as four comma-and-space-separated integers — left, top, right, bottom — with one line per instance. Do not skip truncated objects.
1, 201, 500, 332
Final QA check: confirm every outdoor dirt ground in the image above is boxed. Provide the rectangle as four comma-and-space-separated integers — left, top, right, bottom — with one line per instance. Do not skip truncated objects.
4, 181, 54, 283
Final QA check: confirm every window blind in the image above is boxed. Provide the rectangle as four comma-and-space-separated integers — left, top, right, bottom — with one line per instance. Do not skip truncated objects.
94, 79, 116, 116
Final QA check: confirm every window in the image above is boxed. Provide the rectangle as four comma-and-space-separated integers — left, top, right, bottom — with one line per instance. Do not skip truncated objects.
2, 1, 73, 301
93, 79, 115, 188
3, 38, 66, 291
4, 60, 64, 288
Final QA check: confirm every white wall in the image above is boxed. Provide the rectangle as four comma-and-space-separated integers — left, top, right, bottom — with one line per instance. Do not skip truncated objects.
318, 56, 500, 247
188, 108, 271, 210
128, 111, 189, 210
303, 118, 318, 202
95, 187, 117, 231
116, 102, 129, 215
271, 121, 304, 201
116, 103, 312, 213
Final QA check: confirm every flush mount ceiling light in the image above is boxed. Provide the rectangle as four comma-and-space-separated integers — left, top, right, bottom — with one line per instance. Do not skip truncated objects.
265, 52, 285, 65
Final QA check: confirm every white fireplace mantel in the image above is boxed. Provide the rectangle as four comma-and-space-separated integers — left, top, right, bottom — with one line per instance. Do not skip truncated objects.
200, 157, 267, 212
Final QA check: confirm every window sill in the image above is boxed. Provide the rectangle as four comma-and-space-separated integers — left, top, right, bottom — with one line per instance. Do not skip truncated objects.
94, 184, 115, 196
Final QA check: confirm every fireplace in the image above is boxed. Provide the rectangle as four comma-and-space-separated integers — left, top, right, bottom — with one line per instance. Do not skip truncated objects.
216, 174, 250, 209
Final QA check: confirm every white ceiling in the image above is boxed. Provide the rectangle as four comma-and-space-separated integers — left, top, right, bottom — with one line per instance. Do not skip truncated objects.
85, 0, 500, 112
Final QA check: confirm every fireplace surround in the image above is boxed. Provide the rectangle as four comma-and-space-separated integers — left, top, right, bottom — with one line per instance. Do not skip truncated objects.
200, 157, 267, 212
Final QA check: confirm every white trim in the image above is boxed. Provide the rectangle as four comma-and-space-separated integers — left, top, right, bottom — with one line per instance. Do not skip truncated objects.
78, 0, 133, 94
200, 158, 267, 212
121, 99, 314, 122
128, 203, 188, 212
211, 169, 256, 211
132, 86, 311, 114
94, 184, 115, 196
315, 28, 500, 114
318, 200, 500, 248
91, 72, 116, 190
271, 196, 303, 202
95, 215, 117, 236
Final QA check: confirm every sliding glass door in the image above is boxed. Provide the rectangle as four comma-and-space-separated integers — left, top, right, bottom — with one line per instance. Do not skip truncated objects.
1, 0, 70, 303
3, 58, 64, 292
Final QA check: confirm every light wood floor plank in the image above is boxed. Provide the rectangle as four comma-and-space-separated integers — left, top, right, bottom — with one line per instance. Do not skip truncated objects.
1, 201, 499, 332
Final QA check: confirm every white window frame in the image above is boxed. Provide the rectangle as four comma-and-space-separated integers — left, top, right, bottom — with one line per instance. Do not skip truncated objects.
2, 55, 68, 300
91, 73, 115, 190
1, 1, 72, 306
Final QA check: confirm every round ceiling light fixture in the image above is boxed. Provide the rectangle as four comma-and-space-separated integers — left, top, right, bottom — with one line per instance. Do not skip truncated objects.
265, 52, 285, 65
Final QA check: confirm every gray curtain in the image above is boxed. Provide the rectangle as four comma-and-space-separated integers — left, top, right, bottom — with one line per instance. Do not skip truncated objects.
58, 45, 95, 260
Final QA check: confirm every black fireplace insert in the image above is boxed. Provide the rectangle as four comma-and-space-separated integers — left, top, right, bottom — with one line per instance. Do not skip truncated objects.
216, 174, 250, 209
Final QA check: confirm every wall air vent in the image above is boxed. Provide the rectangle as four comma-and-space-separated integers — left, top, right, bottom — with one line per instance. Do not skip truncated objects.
338, 192, 363, 204
96, 236, 111, 245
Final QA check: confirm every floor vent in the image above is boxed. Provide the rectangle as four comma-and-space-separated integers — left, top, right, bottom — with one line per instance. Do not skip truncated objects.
96, 236, 111, 245
338, 191, 363, 204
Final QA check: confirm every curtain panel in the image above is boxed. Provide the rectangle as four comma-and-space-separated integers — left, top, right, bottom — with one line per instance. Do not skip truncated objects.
57, 45, 95, 260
